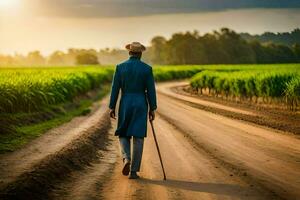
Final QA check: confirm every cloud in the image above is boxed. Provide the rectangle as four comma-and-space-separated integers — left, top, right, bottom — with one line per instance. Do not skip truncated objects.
27, 0, 300, 18
2, 7, 300, 54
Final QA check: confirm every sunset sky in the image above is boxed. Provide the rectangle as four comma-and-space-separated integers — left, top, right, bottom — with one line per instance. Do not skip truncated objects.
1, 0, 300, 55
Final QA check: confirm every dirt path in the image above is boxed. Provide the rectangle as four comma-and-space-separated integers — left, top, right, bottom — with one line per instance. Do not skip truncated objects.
158, 81, 258, 116
54, 116, 275, 200
155, 82, 300, 199
162, 81, 300, 134
1, 81, 299, 199
99, 82, 300, 200
100, 117, 276, 200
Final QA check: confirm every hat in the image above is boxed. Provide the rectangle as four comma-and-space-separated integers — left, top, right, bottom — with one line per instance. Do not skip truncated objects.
125, 42, 146, 52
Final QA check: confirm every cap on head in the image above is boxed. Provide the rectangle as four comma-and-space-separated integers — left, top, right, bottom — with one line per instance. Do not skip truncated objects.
125, 42, 146, 52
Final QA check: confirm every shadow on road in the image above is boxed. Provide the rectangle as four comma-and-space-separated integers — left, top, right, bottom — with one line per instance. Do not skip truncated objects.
139, 178, 250, 196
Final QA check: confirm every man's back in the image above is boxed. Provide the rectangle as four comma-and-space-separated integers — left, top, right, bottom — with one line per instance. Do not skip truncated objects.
117, 56, 152, 94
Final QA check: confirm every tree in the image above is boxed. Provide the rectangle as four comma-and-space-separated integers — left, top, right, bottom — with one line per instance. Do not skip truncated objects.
76, 52, 99, 65
218, 28, 256, 64
0, 55, 14, 65
164, 31, 206, 64
250, 41, 271, 63
293, 43, 300, 62
48, 51, 65, 65
201, 31, 229, 64
241, 28, 300, 47
27, 51, 45, 65
150, 36, 167, 64
266, 44, 297, 63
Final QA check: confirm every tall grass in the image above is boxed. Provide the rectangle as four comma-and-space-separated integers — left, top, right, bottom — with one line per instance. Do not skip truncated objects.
285, 77, 300, 110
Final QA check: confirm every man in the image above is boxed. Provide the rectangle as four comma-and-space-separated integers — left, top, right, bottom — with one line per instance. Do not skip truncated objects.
109, 42, 157, 179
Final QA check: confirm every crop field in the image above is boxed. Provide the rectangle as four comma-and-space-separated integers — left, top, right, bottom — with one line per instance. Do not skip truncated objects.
1, 64, 299, 114
0, 67, 115, 113
0, 65, 204, 114
154, 64, 300, 109
189, 64, 300, 109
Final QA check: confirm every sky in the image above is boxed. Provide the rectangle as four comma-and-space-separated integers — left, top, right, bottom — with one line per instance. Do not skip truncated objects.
1, 0, 300, 55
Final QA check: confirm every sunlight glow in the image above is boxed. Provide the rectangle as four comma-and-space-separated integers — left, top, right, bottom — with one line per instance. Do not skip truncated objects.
0, 0, 19, 8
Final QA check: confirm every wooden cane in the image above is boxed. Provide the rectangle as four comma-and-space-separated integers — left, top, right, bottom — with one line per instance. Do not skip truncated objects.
150, 120, 167, 180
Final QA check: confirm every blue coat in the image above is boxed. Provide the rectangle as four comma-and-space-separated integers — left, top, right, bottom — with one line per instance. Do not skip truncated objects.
109, 56, 157, 138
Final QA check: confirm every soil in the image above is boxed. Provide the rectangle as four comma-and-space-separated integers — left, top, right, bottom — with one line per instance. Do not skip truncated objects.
155, 82, 300, 199
100, 117, 280, 200
47, 117, 280, 200
1, 81, 300, 200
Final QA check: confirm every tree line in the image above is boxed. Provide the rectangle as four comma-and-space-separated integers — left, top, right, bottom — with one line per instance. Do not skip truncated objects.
149, 28, 300, 65
0, 48, 127, 66
0, 28, 299, 66
240, 28, 300, 47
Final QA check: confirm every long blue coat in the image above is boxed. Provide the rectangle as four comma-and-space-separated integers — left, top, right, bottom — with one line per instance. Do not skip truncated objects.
109, 56, 157, 138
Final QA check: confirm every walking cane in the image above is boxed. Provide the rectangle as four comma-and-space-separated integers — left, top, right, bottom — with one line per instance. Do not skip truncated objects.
150, 120, 167, 180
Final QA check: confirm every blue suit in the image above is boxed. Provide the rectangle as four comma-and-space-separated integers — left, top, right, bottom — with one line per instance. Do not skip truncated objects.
109, 56, 157, 138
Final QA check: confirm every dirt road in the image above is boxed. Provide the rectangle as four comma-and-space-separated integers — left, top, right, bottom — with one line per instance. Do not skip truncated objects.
50, 81, 299, 200
49, 117, 272, 200
154, 82, 300, 199
1, 81, 299, 200
101, 117, 275, 200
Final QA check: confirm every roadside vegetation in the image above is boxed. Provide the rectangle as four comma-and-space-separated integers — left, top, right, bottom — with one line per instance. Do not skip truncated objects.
0, 67, 114, 113
190, 64, 300, 110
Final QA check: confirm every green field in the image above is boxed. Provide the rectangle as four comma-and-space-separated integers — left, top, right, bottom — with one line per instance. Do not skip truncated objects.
1, 64, 299, 114
189, 64, 300, 109
154, 64, 300, 109
0, 67, 114, 113
0, 64, 299, 152
0, 65, 203, 113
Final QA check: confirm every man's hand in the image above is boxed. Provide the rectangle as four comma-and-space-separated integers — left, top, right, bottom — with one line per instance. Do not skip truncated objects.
149, 110, 155, 121
110, 109, 116, 119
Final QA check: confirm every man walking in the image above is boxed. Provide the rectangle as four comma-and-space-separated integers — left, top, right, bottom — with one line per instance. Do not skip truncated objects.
109, 42, 157, 179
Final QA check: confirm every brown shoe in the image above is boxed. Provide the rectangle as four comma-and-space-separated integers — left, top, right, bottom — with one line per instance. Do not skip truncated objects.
122, 160, 130, 176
